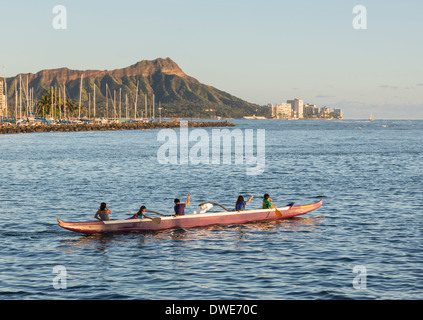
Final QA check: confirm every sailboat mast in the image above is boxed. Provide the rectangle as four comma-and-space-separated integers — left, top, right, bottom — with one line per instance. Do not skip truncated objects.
88, 93, 91, 120
145, 94, 147, 120
119, 88, 122, 119
134, 81, 138, 120
19, 75, 22, 120
63, 83, 66, 119
58, 87, 61, 119
93, 84, 96, 120
29, 88, 31, 116
113, 90, 117, 120
106, 83, 109, 121
18, 75, 21, 119
3, 67, 8, 117
125, 94, 128, 119
78, 74, 83, 119
15, 80, 18, 119
26, 75, 29, 117
51, 86, 53, 119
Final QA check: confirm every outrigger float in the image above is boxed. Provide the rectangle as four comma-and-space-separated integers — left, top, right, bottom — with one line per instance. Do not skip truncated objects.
57, 199, 323, 235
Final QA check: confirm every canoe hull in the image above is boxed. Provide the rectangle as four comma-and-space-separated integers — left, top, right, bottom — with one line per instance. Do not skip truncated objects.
58, 199, 323, 235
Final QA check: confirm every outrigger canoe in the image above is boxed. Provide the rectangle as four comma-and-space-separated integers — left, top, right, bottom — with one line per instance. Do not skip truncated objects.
57, 199, 323, 235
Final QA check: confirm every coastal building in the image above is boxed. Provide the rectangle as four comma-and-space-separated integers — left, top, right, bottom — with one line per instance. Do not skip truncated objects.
333, 108, 343, 119
268, 103, 275, 117
287, 98, 304, 119
321, 106, 332, 118
271, 97, 343, 120
304, 104, 319, 117
273, 103, 292, 119
0, 80, 6, 116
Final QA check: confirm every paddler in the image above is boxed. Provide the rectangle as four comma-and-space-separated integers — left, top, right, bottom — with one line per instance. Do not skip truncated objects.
235, 195, 253, 211
262, 194, 272, 209
174, 194, 190, 216
126, 206, 146, 220
94, 202, 111, 221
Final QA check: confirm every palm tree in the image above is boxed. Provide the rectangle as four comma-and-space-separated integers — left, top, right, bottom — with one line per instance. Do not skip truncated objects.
36, 89, 53, 118
65, 99, 79, 118
37, 89, 83, 119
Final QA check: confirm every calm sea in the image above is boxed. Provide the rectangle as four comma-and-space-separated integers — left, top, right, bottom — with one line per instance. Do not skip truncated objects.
0, 119, 422, 300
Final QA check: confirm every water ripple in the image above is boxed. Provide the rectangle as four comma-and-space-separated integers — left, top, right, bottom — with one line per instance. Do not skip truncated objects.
1, 120, 422, 299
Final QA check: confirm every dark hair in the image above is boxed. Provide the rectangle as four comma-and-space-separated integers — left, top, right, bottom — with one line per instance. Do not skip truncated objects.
100, 202, 107, 210
136, 206, 146, 217
235, 195, 244, 210
264, 194, 269, 200
174, 198, 180, 204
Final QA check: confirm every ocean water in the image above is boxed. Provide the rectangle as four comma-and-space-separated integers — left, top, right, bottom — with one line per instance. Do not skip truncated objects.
0, 119, 422, 300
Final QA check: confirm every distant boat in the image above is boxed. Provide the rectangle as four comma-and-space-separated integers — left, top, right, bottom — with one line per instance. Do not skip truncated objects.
243, 116, 267, 120
370, 114, 374, 121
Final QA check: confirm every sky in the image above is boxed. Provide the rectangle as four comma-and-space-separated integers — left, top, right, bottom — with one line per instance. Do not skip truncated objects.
1, 0, 422, 119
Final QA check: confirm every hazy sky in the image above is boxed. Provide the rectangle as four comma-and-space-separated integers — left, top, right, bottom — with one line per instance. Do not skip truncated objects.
1, 0, 422, 119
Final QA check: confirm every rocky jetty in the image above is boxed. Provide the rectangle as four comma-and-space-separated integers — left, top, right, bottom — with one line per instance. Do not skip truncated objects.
0, 121, 236, 135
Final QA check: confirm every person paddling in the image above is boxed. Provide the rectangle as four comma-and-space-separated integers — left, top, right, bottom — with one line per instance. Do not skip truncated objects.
262, 194, 273, 209
127, 206, 146, 220
94, 203, 111, 221
235, 195, 253, 211
174, 194, 190, 216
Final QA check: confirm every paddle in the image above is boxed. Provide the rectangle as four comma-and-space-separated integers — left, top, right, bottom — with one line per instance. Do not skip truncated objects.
198, 202, 231, 212
146, 210, 173, 217
270, 199, 282, 218
141, 213, 161, 224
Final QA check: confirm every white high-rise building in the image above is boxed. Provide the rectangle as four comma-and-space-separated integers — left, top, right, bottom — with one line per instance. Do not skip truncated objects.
0, 80, 6, 116
287, 98, 304, 118
268, 103, 275, 117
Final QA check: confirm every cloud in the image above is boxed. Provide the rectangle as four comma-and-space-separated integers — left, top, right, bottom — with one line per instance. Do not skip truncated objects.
380, 85, 398, 89
380, 85, 418, 90
315, 95, 336, 98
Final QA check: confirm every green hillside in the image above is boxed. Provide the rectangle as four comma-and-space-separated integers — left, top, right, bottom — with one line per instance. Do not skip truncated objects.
5, 58, 265, 118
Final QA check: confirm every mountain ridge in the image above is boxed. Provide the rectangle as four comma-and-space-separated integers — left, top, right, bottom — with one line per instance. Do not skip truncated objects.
4, 58, 262, 118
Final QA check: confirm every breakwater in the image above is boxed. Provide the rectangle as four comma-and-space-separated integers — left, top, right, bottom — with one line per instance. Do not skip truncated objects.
0, 120, 236, 135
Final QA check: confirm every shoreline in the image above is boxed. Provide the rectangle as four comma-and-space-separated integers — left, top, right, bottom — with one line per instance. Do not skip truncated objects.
0, 120, 236, 135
